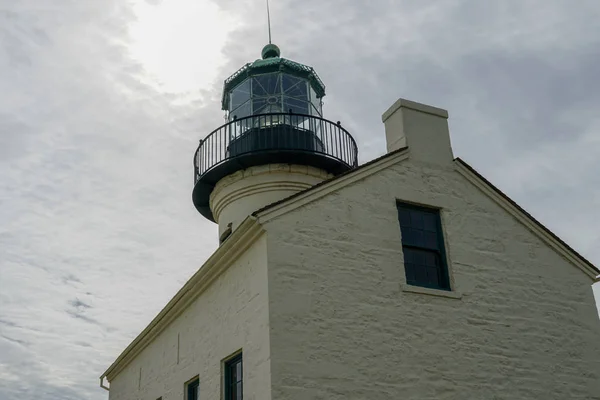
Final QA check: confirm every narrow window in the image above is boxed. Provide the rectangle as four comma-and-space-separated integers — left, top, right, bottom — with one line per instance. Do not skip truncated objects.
186, 377, 199, 400
397, 202, 450, 290
224, 353, 243, 400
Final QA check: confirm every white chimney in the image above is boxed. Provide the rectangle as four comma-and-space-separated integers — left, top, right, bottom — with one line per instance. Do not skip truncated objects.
382, 98, 454, 165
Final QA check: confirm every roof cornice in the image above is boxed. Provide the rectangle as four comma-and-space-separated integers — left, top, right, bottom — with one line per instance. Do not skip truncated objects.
100, 216, 264, 385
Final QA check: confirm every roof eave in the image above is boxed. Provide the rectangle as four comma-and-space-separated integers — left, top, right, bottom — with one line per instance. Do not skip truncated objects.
454, 157, 600, 279
100, 216, 264, 384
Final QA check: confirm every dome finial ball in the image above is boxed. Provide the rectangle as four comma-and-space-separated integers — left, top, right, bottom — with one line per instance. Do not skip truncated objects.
261, 43, 280, 59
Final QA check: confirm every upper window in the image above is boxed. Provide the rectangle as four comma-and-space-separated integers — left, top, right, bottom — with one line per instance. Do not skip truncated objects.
186, 377, 199, 400
397, 202, 450, 290
224, 353, 242, 400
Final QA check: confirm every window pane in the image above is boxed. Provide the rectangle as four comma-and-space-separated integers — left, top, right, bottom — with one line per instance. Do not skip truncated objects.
405, 264, 416, 284
283, 97, 309, 115
410, 211, 424, 229
423, 213, 437, 232
311, 103, 322, 117
412, 229, 424, 247
414, 261, 428, 283
282, 74, 308, 99
231, 80, 251, 109
427, 266, 441, 287
251, 98, 267, 113
236, 361, 242, 382
412, 248, 425, 265
231, 363, 237, 382
424, 231, 438, 250
398, 205, 441, 250
402, 247, 448, 289
424, 251, 437, 267
255, 102, 283, 115
236, 382, 242, 400
398, 209, 411, 227
231, 101, 251, 120
310, 87, 320, 109
403, 247, 414, 263
252, 73, 280, 96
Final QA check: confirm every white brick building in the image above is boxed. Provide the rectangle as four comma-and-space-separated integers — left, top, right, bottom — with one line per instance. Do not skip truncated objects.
100, 44, 600, 399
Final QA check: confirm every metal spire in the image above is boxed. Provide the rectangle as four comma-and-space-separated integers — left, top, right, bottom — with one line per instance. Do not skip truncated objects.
266, 0, 272, 44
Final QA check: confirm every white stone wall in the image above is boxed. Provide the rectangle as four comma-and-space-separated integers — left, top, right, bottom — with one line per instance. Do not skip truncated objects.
108, 235, 271, 400
264, 158, 600, 399
210, 164, 332, 238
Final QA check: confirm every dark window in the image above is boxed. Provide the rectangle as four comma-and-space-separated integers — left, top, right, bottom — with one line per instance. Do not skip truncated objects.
224, 353, 242, 400
186, 378, 199, 400
397, 202, 450, 290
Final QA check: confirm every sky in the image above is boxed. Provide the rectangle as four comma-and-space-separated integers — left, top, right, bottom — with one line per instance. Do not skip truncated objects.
1, 0, 600, 398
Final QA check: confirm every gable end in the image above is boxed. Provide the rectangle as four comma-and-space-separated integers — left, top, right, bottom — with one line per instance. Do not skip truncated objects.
455, 158, 600, 281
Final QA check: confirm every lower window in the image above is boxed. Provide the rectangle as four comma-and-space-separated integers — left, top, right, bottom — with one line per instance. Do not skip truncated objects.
224, 353, 243, 400
186, 377, 199, 400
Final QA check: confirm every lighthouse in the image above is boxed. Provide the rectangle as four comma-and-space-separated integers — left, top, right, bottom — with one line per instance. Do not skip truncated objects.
192, 44, 358, 240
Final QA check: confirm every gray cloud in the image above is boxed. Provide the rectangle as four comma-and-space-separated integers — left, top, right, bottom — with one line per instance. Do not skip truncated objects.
1, 0, 599, 399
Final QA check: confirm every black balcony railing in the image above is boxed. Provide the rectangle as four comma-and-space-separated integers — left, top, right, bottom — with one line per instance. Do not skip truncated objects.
193, 113, 358, 184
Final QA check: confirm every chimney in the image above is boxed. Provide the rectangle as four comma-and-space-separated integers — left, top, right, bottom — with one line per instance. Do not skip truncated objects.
381, 98, 454, 165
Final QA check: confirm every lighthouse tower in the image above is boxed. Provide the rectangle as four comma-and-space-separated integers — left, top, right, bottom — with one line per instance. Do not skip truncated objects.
192, 44, 358, 240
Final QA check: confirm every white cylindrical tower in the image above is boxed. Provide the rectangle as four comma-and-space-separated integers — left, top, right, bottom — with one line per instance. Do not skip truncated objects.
192, 44, 358, 240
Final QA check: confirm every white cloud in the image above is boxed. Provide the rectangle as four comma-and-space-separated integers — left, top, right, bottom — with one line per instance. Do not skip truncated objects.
1, 0, 599, 398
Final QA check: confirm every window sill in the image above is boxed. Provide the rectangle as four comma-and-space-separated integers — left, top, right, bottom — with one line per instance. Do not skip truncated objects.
401, 284, 462, 300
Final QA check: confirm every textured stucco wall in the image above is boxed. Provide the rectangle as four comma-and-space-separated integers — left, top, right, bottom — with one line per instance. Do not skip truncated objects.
108, 234, 271, 400
210, 164, 332, 238
264, 158, 600, 399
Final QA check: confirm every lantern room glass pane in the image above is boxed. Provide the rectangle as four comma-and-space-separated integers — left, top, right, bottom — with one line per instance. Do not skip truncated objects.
310, 103, 321, 117
231, 80, 251, 110
252, 73, 280, 96
251, 98, 267, 113
231, 100, 251, 120
283, 97, 309, 115
310, 87, 322, 115
282, 74, 308, 99
263, 103, 284, 114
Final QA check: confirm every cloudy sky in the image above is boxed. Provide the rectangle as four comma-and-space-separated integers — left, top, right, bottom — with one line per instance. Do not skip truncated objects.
1, 0, 600, 398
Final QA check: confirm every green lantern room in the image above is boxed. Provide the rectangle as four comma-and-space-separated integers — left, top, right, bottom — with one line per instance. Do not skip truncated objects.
192, 44, 358, 223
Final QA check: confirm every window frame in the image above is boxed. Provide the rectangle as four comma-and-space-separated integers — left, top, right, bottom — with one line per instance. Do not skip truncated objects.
185, 376, 200, 400
397, 201, 451, 291
223, 352, 243, 400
